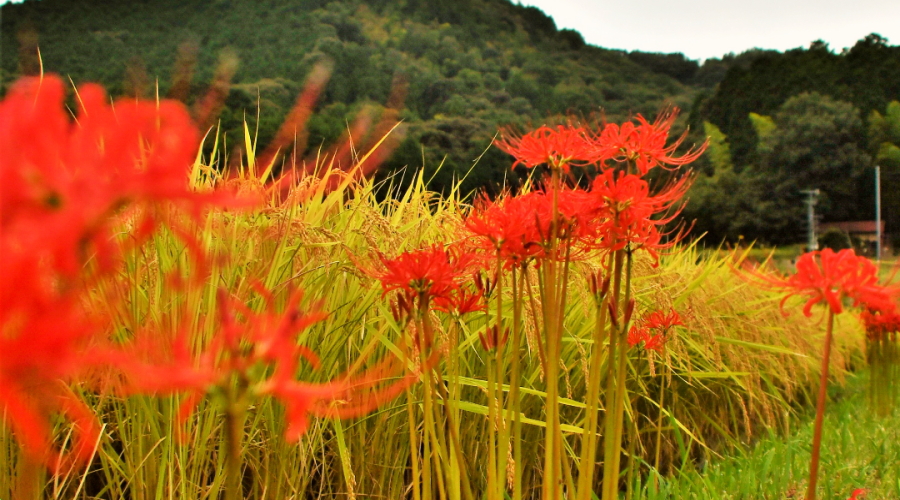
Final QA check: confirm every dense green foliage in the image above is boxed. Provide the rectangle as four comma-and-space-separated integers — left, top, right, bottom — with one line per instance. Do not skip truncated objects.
1, 0, 701, 195
4, 0, 900, 244
688, 37, 900, 244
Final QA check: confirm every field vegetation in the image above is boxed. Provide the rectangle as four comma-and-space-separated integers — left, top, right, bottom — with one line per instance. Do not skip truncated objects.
4, 71, 896, 500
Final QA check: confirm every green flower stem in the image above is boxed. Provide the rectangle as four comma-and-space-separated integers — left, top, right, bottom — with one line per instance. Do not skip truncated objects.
542, 168, 564, 500
805, 308, 835, 500
14, 449, 41, 500
510, 266, 525, 500
576, 253, 614, 500
608, 251, 635, 497
425, 367, 449, 500
486, 352, 499, 500
495, 258, 509, 500
447, 320, 463, 500
601, 249, 626, 500
416, 303, 437, 500
625, 397, 637, 500
433, 365, 475, 500
653, 364, 668, 491
524, 269, 548, 374
404, 339, 423, 500
557, 248, 577, 497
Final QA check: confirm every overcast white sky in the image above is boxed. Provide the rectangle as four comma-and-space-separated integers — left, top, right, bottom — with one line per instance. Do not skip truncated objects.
2, 0, 898, 61
517, 0, 900, 61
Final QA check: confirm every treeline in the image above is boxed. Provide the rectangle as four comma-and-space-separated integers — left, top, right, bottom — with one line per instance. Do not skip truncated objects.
686, 36, 900, 244
3, 0, 900, 245
1, 0, 705, 195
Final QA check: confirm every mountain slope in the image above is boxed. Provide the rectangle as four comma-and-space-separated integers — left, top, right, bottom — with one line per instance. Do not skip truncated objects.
1, 0, 699, 192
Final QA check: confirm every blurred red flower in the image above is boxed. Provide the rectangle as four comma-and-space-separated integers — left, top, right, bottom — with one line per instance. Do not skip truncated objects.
848, 488, 867, 500
743, 249, 898, 317
433, 283, 486, 315
860, 306, 900, 341
0, 74, 243, 470
645, 308, 683, 332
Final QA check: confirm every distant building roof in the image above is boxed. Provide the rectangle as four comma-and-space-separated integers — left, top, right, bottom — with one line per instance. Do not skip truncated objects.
819, 221, 885, 234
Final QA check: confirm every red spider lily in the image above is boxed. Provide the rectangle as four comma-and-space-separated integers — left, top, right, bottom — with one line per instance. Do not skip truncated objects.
0, 297, 103, 471
860, 306, 900, 341
848, 488, 867, 500
628, 308, 682, 353
743, 249, 899, 318
1, 74, 244, 470
465, 193, 546, 268
261, 356, 421, 441
526, 187, 598, 249
432, 283, 486, 315
2, 75, 216, 214
465, 190, 596, 267
586, 169, 691, 262
494, 124, 603, 171
365, 244, 477, 306
626, 326, 665, 353
594, 110, 707, 175
642, 333, 667, 353
627, 325, 650, 348
645, 308, 683, 331
118, 287, 326, 398
1, 75, 242, 281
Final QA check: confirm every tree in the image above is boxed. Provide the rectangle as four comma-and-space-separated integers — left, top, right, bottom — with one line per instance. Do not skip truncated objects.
684, 122, 773, 243
754, 92, 871, 242
869, 100, 900, 231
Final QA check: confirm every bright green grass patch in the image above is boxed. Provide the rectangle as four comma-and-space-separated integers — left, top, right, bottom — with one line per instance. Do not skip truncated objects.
638, 372, 899, 500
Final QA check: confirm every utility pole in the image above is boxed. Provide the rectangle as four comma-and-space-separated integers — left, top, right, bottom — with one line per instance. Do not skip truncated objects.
801, 189, 820, 251
875, 165, 882, 260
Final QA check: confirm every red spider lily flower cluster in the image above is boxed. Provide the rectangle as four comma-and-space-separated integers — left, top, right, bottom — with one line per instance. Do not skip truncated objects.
495, 111, 707, 176
860, 307, 900, 342
627, 308, 683, 353
465, 194, 545, 268
586, 169, 691, 262
483, 109, 702, 266
0, 74, 241, 469
367, 244, 478, 306
494, 125, 602, 171
465, 188, 598, 267
594, 112, 707, 175
2, 76, 203, 280
433, 283, 487, 316
848, 488, 868, 500
743, 249, 898, 318
464, 170, 691, 267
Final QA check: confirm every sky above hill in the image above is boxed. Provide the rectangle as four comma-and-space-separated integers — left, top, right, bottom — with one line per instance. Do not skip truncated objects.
517, 0, 900, 61
2, 0, 898, 61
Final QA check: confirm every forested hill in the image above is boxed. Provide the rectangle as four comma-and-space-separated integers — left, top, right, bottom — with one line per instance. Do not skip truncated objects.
3, 0, 900, 245
686, 36, 900, 245
0, 0, 706, 193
